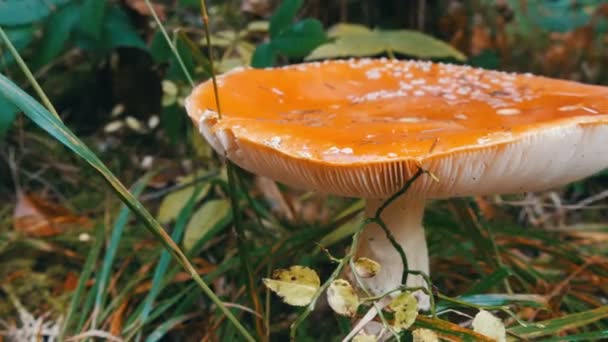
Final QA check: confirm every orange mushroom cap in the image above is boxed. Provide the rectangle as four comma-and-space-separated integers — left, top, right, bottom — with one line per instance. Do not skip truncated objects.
186, 59, 608, 199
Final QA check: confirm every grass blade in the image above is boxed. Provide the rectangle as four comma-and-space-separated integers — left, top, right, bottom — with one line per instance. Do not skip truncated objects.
134, 185, 204, 334
59, 224, 104, 340
92, 173, 155, 330
0, 74, 254, 341
509, 306, 608, 338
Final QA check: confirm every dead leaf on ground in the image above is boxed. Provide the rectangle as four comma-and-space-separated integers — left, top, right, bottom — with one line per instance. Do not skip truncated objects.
13, 192, 91, 237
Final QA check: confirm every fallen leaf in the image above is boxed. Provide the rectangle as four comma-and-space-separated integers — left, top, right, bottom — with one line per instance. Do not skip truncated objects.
472, 310, 506, 342
354, 257, 381, 278
326, 279, 359, 317
263, 265, 320, 306
183, 199, 231, 251
352, 332, 377, 342
157, 173, 211, 223
389, 292, 418, 332
412, 328, 439, 342
13, 192, 90, 237
109, 300, 129, 336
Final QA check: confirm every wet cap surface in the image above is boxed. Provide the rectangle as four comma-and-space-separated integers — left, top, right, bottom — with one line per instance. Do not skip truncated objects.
187, 59, 608, 198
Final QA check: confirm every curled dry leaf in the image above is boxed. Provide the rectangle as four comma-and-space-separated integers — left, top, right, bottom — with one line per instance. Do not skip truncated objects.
389, 292, 418, 332
354, 257, 381, 278
472, 310, 506, 342
412, 328, 439, 342
326, 279, 359, 317
13, 192, 90, 237
263, 265, 320, 306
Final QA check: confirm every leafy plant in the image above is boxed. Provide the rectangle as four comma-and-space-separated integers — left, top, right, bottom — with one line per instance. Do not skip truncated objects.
0, 0, 146, 137
251, 0, 327, 67
306, 23, 466, 61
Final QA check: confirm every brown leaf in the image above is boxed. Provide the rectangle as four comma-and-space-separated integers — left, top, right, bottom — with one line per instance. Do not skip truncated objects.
109, 301, 129, 336
53, 271, 79, 296
13, 191, 91, 237
125, 0, 166, 20
241, 0, 272, 17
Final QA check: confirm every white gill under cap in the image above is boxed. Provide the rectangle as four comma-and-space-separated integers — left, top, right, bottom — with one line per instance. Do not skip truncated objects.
186, 59, 608, 199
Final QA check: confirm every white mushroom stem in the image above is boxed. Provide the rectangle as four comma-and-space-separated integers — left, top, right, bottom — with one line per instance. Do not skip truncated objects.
356, 196, 430, 310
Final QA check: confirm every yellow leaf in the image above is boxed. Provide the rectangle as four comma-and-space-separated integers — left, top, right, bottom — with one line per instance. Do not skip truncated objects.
183, 199, 230, 251
263, 266, 320, 306
412, 328, 439, 342
472, 310, 506, 342
327, 279, 359, 317
389, 292, 418, 332
352, 332, 377, 342
157, 173, 210, 223
354, 257, 381, 278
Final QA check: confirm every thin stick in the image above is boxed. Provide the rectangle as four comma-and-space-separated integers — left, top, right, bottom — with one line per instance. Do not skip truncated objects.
199, 0, 222, 119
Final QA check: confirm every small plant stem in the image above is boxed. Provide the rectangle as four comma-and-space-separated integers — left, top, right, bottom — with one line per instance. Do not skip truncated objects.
199, 0, 222, 119
368, 167, 437, 313
227, 163, 266, 339
349, 258, 399, 340
0, 26, 61, 120
469, 200, 513, 294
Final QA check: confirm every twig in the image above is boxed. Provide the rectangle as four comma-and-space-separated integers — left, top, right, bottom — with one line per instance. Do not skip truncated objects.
199, 0, 222, 119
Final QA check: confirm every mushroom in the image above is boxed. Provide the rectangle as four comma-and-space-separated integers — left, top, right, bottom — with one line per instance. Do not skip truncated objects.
185, 59, 608, 310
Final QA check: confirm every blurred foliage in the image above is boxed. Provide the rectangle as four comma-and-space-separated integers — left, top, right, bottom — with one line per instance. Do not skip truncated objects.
1, 0, 608, 341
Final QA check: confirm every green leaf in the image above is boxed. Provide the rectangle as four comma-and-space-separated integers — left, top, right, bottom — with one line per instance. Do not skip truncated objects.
306, 23, 465, 61
508, 306, 608, 338
0, 92, 18, 137
145, 313, 197, 342
457, 294, 547, 308
539, 330, 608, 342
34, 2, 81, 67
263, 265, 320, 306
149, 31, 172, 63
79, 0, 106, 40
183, 199, 230, 251
271, 19, 327, 58
251, 42, 276, 68
0, 0, 69, 26
269, 0, 303, 38
464, 267, 513, 295
102, 6, 145, 50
